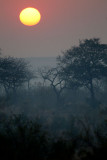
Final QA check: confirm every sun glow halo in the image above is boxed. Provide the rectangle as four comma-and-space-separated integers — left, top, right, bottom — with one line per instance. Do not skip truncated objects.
19, 7, 41, 26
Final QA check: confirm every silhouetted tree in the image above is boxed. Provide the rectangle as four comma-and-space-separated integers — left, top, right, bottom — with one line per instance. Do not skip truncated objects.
57, 38, 107, 107
0, 56, 32, 95
39, 67, 66, 105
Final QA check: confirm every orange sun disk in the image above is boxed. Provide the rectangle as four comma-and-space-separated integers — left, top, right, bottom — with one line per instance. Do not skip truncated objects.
19, 7, 41, 26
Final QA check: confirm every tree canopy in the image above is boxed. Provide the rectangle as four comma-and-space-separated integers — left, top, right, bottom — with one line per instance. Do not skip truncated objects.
57, 38, 107, 106
0, 56, 32, 95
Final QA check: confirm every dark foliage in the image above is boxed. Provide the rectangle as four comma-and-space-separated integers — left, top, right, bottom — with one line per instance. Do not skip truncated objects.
57, 38, 107, 107
0, 38, 107, 159
0, 115, 107, 160
0, 115, 49, 160
0, 56, 34, 96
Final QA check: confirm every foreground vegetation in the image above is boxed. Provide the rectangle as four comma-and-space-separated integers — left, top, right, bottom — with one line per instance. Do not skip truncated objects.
0, 38, 107, 159
0, 84, 107, 160
0, 113, 107, 160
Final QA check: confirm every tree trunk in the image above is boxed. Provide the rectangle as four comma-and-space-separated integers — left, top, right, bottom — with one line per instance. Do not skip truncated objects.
52, 85, 61, 106
90, 79, 96, 107
3, 85, 9, 97
13, 87, 17, 95
27, 79, 30, 90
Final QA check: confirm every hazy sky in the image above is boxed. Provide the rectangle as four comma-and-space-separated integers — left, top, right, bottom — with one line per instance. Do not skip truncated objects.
0, 0, 107, 57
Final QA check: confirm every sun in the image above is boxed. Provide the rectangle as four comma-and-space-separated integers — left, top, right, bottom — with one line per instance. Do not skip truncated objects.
19, 7, 41, 26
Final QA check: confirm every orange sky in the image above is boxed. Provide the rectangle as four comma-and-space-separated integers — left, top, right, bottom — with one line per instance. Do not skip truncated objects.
0, 0, 107, 57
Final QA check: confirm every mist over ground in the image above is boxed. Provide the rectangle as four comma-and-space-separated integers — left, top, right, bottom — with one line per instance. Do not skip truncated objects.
0, 38, 107, 160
